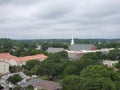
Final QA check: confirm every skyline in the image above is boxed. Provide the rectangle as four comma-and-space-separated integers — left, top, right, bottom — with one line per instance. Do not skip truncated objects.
0, 0, 120, 39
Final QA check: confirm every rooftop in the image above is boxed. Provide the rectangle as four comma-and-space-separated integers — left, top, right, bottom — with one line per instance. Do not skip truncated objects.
69, 44, 96, 51
19, 78, 61, 90
0, 53, 20, 62
47, 47, 64, 53
0, 53, 47, 62
20, 54, 47, 61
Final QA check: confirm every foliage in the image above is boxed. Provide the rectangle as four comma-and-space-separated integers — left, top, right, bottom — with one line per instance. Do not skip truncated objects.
25, 85, 34, 90
62, 75, 80, 90
79, 77, 116, 90
63, 65, 78, 76
81, 52, 107, 61
108, 49, 120, 60
115, 60, 120, 69
80, 65, 112, 78
41, 42, 68, 51
9, 66, 22, 73
24, 60, 40, 70
23, 51, 70, 79
0, 38, 15, 52
62, 65, 120, 90
7, 74, 23, 85
97, 42, 120, 49
79, 65, 118, 90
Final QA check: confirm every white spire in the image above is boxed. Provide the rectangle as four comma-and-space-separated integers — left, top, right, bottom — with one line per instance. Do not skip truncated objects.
71, 35, 74, 45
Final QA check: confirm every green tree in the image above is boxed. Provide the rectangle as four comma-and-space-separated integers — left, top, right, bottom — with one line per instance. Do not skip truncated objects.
79, 77, 116, 90
7, 74, 23, 85
9, 66, 22, 73
25, 85, 34, 90
81, 52, 107, 61
115, 60, 120, 69
63, 65, 78, 76
25, 60, 40, 70
62, 75, 80, 90
79, 65, 117, 90
108, 49, 120, 60
81, 52, 98, 61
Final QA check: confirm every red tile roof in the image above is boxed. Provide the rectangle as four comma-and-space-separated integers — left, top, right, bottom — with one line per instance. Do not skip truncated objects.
19, 54, 47, 62
0, 53, 47, 62
0, 53, 20, 62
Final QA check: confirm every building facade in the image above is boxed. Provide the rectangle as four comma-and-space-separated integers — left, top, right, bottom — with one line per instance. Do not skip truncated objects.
0, 53, 47, 74
0, 61, 10, 74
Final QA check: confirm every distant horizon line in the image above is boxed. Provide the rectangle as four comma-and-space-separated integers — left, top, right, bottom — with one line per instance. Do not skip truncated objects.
0, 38, 120, 40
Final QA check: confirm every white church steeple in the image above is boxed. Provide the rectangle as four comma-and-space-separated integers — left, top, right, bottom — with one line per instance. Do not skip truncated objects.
71, 35, 74, 45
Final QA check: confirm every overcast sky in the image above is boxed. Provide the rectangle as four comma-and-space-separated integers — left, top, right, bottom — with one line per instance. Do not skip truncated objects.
0, 0, 120, 39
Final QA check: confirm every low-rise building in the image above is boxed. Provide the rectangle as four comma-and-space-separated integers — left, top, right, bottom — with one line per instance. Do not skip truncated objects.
69, 44, 96, 51
0, 53, 19, 74
35, 45, 41, 50
0, 61, 10, 74
19, 54, 47, 65
47, 47, 64, 53
102, 60, 118, 67
0, 72, 30, 89
0, 53, 47, 74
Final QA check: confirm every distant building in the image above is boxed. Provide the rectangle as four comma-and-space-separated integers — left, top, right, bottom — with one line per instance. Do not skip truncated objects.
69, 44, 96, 51
35, 45, 41, 50
47, 47, 64, 53
67, 37, 96, 60
67, 51, 84, 60
102, 60, 118, 67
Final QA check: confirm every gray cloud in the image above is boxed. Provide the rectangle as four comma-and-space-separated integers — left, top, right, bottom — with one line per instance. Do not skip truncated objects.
0, 0, 120, 39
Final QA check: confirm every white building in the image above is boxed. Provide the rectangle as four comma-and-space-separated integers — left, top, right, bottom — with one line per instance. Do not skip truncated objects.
102, 60, 118, 67
0, 72, 30, 89
0, 53, 18, 74
0, 61, 10, 74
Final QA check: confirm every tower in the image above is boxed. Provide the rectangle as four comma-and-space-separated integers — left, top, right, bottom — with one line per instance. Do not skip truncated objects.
71, 35, 74, 45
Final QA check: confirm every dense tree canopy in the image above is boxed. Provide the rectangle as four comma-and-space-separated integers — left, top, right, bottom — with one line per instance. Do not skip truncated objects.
41, 42, 68, 51
25, 85, 34, 90
62, 75, 80, 90
108, 49, 120, 60
24, 60, 40, 70
7, 74, 23, 85
62, 65, 120, 90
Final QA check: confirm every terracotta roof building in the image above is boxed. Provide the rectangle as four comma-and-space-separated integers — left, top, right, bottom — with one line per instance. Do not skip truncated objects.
19, 54, 47, 65
0, 53, 20, 62
0, 53, 47, 74
19, 54, 47, 62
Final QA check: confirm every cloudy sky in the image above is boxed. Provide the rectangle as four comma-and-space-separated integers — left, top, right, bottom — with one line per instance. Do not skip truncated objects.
0, 0, 120, 39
